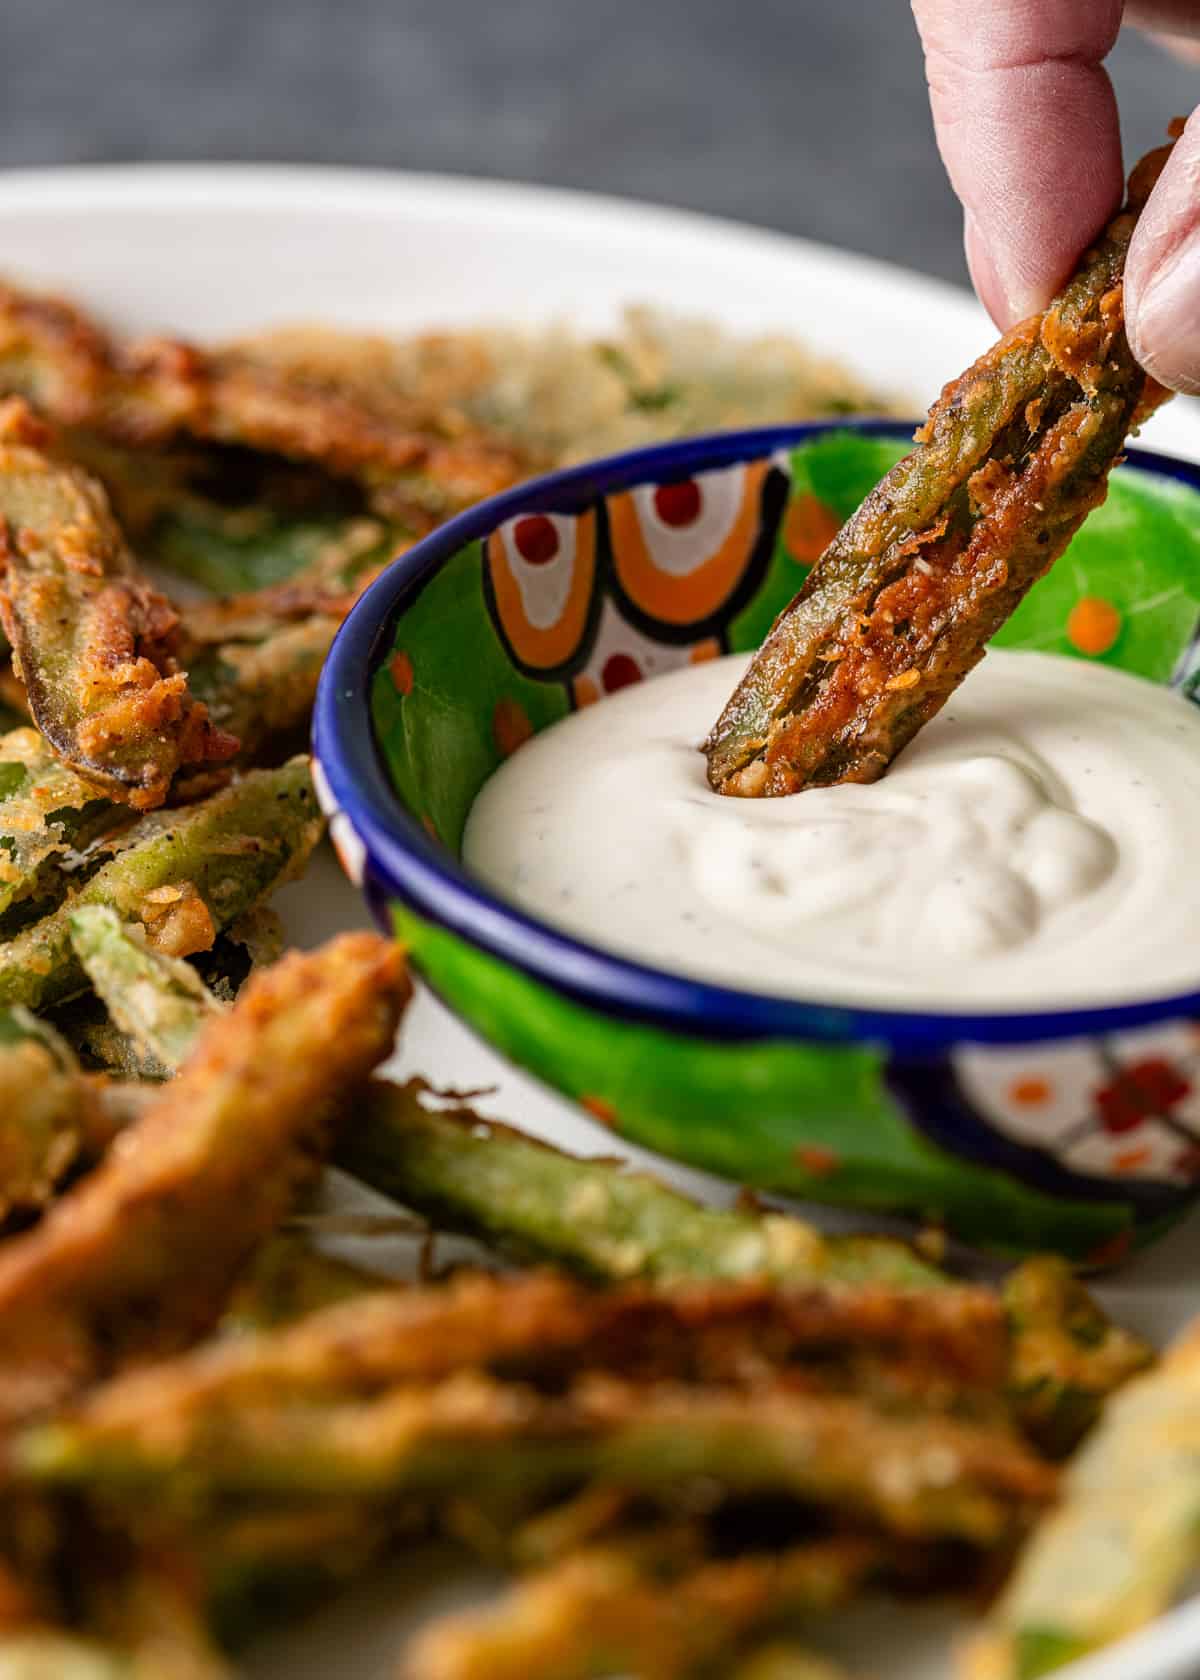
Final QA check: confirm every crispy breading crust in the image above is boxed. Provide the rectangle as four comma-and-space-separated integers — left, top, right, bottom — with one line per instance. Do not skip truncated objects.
27, 1268, 1009, 1444
0, 401, 235, 807
0, 280, 527, 519
0, 932, 409, 1421
17, 1368, 1056, 1544
0, 759, 324, 1012
704, 143, 1173, 796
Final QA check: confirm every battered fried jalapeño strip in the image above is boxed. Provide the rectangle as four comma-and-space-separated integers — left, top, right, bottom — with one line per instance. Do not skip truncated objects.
0, 279, 525, 521
704, 143, 1174, 796
0, 401, 235, 807
0, 932, 408, 1421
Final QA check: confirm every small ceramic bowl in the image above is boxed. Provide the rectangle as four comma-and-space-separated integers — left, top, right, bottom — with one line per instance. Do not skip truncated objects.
314, 419, 1200, 1262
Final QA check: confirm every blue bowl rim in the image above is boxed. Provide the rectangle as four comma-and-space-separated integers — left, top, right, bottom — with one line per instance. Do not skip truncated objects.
314, 417, 1200, 1053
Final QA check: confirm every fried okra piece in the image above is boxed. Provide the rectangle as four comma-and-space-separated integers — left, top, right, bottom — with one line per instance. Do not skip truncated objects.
0, 402, 234, 807
0, 932, 408, 1420
964, 1321, 1200, 1679
18, 1371, 1056, 1545
704, 144, 1172, 796
0, 758, 322, 1012
401, 1534, 876, 1680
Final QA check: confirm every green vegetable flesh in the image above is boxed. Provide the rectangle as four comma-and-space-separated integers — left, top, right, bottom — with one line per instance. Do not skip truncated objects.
68, 904, 225, 1070
0, 759, 322, 1011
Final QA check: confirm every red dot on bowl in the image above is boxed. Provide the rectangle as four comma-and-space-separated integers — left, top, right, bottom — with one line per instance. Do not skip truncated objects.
602, 653, 642, 693
513, 515, 559, 565
653, 480, 702, 528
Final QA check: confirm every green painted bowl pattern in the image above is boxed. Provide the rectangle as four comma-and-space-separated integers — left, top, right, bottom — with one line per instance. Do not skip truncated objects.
316, 427, 1200, 1260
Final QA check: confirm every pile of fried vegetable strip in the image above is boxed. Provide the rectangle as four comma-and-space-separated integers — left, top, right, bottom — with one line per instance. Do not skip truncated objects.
0, 267, 1176, 1680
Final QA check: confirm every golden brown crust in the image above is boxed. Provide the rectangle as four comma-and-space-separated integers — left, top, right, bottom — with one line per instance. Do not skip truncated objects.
0, 280, 528, 512
0, 932, 409, 1421
705, 145, 1171, 797
0, 400, 236, 806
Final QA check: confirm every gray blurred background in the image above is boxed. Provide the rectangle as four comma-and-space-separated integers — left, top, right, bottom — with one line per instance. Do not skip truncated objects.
2, 0, 1196, 288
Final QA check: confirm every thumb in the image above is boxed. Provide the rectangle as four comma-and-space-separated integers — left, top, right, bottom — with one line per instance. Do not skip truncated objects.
1127, 108, 1200, 393
912, 0, 1125, 325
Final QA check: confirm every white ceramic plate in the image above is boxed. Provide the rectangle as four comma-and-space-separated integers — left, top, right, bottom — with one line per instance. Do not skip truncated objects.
5, 164, 1200, 1680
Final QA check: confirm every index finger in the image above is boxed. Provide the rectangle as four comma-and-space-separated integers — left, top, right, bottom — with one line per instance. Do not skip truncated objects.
912, 0, 1126, 324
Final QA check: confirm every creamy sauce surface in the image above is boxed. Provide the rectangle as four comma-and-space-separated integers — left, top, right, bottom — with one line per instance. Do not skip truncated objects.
463, 651, 1200, 1011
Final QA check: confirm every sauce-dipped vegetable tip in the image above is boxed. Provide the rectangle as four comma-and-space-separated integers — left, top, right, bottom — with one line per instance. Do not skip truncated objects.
704, 143, 1173, 797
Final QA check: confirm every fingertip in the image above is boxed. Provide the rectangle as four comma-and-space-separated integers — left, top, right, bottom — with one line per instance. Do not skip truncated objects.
921, 37, 1123, 327
964, 212, 1015, 328
1126, 110, 1200, 392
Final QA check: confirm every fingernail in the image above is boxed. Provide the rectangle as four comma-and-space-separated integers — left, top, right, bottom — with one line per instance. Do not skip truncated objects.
1129, 232, 1200, 395
964, 213, 1017, 329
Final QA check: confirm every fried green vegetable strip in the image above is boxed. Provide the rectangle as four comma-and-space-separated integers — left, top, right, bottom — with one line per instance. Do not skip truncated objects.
0, 758, 322, 1012
42, 923, 951, 1299
344, 1091, 1149, 1447
1001, 1255, 1154, 1457
186, 615, 343, 764
152, 503, 387, 597
0, 932, 408, 1420
0, 279, 525, 520
53, 907, 1147, 1450
964, 1324, 1200, 1679
18, 1267, 1009, 1446
65, 913, 941, 1290
18, 1370, 1055, 1544
341, 1084, 945, 1291
61, 929, 1148, 1447
169, 509, 400, 763
0, 729, 136, 922
704, 145, 1171, 795
0, 1007, 114, 1218
0, 402, 234, 808
51, 995, 174, 1081
402, 1534, 876, 1680
68, 904, 225, 1070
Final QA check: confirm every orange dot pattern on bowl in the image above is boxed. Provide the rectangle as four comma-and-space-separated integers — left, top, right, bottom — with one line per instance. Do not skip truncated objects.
493, 697, 534, 758
783, 493, 841, 565
1009, 1077, 1052, 1107
390, 650, 415, 695
1066, 596, 1122, 657
486, 511, 598, 673
794, 1144, 841, 1177
607, 462, 768, 627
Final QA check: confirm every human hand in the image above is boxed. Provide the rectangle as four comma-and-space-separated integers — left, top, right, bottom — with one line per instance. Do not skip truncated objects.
912, 0, 1200, 392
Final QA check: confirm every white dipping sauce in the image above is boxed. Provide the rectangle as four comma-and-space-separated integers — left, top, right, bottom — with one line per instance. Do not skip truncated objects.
463, 650, 1200, 1012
